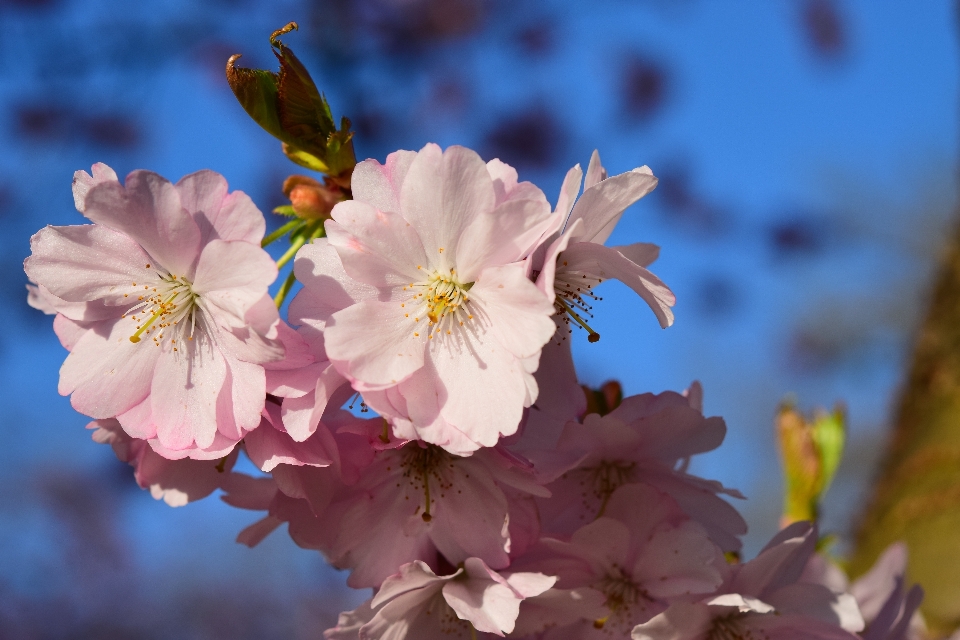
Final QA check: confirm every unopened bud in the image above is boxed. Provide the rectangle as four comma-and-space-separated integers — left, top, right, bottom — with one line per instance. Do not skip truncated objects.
282, 175, 343, 220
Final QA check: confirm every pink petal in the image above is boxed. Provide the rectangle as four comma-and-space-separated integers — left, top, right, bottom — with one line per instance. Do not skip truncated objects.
220, 472, 278, 510
84, 171, 201, 277
633, 520, 723, 599
60, 316, 159, 419
291, 238, 378, 330
559, 241, 675, 328
325, 299, 425, 388
221, 357, 268, 437
149, 333, 229, 451
613, 242, 661, 267
429, 334, 529, 448
400, 144, 495, 270
351, 150, 417, 215
245, 413, 336, 472
137, 445, 236, 507
237, 515, 283, 547
52, 314, 89, 351
567, 165, 656, 245
474, 263, 557, 359
327, 202, 427, 287
454, 198, 555, 281
372, 561, 449, 609
584, 150, 606, 190
176, 170, 265, 245
556, 163, 584, 222
26, 224, 153, 305
281, 363, 348, 441
631, 603, 714, 640
510, 587, 607, 637
192, 239, 277, 297
850, 542, 908, 621
72, 162, 119, 212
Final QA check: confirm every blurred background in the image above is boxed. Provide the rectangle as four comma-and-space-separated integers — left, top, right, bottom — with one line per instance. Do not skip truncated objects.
1, 0, 957, 637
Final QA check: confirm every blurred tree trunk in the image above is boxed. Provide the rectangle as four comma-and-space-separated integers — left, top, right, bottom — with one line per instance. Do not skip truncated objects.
848, 206, 960, 635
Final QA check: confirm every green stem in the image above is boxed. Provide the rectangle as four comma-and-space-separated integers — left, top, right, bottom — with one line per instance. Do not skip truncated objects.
273, 270, 298, 309
272, 224, 326, 308
276, 235, 307, 269
261, 219, 304, 248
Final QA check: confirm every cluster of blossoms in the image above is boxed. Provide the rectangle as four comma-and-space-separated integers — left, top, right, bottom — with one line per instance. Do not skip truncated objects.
25, 145, 922, 639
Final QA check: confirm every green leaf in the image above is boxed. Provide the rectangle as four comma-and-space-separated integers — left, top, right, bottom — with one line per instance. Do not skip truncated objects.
283, 144, 329, 173
225, 58, 285, 140
812, 407, 845, 497
225, 22, 356, 179
271, 204, 297, 217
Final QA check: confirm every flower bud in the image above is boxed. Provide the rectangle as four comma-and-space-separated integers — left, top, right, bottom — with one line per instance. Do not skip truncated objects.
282, 175, 343, 220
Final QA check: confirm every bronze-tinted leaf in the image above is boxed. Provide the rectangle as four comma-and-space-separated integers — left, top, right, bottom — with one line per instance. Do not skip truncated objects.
225, 23, 356, 178
226, 55, 285, 141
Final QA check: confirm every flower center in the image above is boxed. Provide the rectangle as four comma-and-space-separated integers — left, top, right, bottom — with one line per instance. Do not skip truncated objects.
123, 267, 200, 351
400, 443, 453, 522
553, 262, 602, 342
708, 613, 750, 640
592, 564, 654, 633
402, 268, 475, 340
596, 565, 642, 613
581, 460, 637, 518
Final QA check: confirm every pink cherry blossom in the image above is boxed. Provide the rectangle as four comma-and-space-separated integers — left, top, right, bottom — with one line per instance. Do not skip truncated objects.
88, 418, 235, 507
325, 558, 555, 639
328, 435, 552, 589
520, 484, 724, 639
291, 144, 559, 454
632, 522, 864, 640
25, 166, 284, 458
528, 384, 747, 552
534, 151, 675, 343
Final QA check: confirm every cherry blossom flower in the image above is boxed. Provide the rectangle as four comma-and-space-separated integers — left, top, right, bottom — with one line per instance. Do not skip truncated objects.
291, 144, 558, 454
325, 558, 555, 639
521, 484, 724, 638
25, 166, 284, 457
632, 522, 864, 640
528, 384, 747, 552
327, 434, 551, 588
533, 151, 675, 343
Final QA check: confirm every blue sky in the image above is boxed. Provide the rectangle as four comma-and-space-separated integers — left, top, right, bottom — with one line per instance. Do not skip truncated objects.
0, 0, 956, 634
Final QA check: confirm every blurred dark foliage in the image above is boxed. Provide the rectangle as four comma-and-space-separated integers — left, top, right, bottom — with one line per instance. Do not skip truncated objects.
653, 163, 730, 236
693, 274, 740, 318
482, 105, 564, 170
0, 0, 61, 8
14, 103, 142, 149
767, 214, 830, 259
514, 22, 554, 56
621, 55, 669, 122
800, 0, 847, 59
306, 0, 488, 56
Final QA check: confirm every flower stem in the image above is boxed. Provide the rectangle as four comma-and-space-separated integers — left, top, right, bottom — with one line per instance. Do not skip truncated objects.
261, 219, 305, 248
273, 270, 298, 308
276, 235, 307, 269
273, 224, 327, 308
